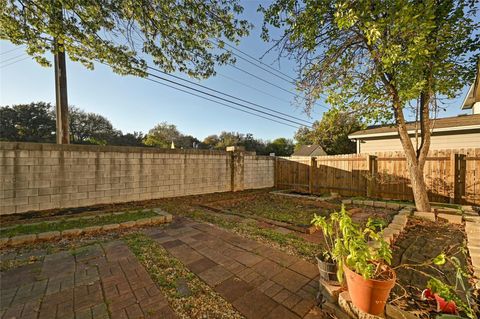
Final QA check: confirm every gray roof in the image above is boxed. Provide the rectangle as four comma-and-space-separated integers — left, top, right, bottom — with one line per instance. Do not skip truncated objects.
292, 145, 327, 157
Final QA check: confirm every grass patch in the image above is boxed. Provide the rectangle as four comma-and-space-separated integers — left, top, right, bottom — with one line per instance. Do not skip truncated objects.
0, 210, 158, 238
124, 233, 242, 319
211, 194, 330, 226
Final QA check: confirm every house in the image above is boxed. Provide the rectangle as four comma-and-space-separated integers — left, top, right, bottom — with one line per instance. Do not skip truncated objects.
291, 144, 327, 157
348, 115, 480, 153
349, 63, 480, 154
461, 61, 480, 114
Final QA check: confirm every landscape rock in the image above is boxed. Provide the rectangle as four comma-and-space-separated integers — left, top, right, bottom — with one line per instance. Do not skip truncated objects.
135, 218, 152, 226
10, 234, 37, 246
120, 221, 137, 228
102, 224, 120, 231
437, 213, 462, 224
413, 211, 436, 221
38, 231, 61, 241
83, 225, 103, 234
62, 228, 83, 237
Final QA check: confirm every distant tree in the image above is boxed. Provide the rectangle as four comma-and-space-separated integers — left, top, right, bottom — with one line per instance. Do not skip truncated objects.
69, 107, 117, 144
0, 102, 55, 142
294, 110, 363, 155
176, 135, 202, 149
202, 135, 221, 149
215, 131, 245, 149
144, 122, 183, 148
266, 138, 294, 156
109, 132, 145, 147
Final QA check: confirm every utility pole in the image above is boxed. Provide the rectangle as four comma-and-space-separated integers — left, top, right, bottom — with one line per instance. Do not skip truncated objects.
54, 47, 69, 144
53, 4, 69, 144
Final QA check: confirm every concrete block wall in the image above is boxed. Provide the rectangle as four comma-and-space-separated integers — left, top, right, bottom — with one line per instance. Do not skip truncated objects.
243, 155, 275, 189
0, 142, 274, 215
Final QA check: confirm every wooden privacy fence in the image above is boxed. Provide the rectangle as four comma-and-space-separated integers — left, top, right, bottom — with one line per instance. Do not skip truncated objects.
275, 148, 480, 205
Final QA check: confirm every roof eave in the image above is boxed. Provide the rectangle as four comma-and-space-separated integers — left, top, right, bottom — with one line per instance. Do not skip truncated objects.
348, 124, 480, 139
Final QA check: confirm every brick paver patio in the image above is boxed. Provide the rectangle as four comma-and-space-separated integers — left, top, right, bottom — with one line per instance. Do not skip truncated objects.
145, 218, 322, 319
0, 242, 176, 319
1, 217, 324, 319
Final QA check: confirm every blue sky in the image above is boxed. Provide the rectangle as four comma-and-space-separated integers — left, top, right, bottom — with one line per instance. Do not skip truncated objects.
0, 1, 473, 141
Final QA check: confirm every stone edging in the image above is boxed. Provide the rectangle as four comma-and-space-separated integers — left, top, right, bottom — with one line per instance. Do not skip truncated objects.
0, 209, 172, 248
464, 206, 480, 290
270, 190, 339, 202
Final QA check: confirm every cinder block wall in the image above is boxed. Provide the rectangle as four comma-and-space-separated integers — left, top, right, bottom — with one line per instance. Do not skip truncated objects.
0, 142, 274, 215
244, 155, 275, 189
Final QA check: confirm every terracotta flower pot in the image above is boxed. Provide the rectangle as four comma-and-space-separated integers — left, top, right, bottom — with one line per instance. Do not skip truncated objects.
344, 265, 396, 315
316, 254, 340, 285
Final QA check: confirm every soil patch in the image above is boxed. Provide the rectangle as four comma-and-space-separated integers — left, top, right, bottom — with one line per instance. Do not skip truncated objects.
390, 218, 473, 317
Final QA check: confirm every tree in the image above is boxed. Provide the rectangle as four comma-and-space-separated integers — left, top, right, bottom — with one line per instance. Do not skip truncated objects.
69, 107, 117, 144
0, 103, 55, 142
109, 132, 145, 147
1, 0, 250, 143
266, 138, 294, 156
144, 122, 183, 148
203, 135, 221, 149
294, 110, 363, 155
261, 0, 479, 212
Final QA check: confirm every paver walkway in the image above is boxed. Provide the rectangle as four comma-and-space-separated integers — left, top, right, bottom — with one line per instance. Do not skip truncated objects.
145, 218, 322, 319
0, 242, 176, 319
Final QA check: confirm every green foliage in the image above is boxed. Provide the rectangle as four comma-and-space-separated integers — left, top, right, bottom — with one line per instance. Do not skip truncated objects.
0, 210, 158, 238
143, 122, 183, 148
312, 205, 392, 281
0, 102, 146, 146
294, 109, 364, 154
0, 0, 251, 78
0, 102, 55, 142
202, 131, 293, 155
427, 255, 477, 319
265, 138, 295, 156
260, 0, 479, 121
69, 107, 117, 144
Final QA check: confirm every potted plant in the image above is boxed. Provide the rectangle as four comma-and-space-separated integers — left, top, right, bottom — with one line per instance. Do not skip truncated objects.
311, 210, 342, 285
334, 206, 396, 316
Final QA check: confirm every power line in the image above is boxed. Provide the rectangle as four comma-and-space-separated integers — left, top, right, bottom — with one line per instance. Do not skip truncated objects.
229, 64, 329, 111
210, 39, 293, 83
145, 70, 311, 128
144, 77, 301, 129
217, 40, 296, 82
213, 40, 330, 107
0, 46, 24, 56
0, 56, 30, 69
147, 65, 314, 125
1, 53, 27, 64
216, 72, 295, 106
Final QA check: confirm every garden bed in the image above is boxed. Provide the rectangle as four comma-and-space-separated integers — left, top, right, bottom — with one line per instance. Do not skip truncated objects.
390, 217, 476, 317
0, 210, 159, 238
204, 192, 338, 227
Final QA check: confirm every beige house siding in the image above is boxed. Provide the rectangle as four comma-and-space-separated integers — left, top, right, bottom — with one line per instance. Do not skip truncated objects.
357, 131, 480, 154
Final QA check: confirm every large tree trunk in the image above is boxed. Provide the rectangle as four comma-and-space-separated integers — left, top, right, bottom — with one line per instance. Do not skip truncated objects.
395, 100, 432, 213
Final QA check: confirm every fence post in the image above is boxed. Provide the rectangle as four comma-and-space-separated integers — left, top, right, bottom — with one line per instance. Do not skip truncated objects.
274, 157, 279, 189
309, 157, 316, 194
366, 155, 377, 198
451, 153, 466, 204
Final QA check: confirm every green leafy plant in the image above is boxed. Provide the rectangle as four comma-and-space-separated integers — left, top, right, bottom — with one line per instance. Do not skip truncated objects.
428, 254, 477, 319
312, 205, 393, 282
396, 251, 478, 319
